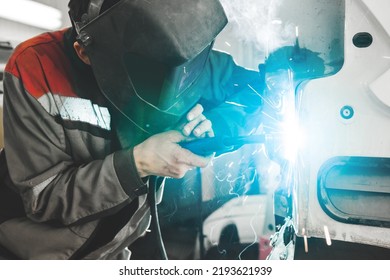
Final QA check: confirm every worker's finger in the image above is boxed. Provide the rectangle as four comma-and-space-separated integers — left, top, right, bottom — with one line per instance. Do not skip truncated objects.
192, 119, 214, 138
182, 114, 206, 136
186, 104, 204, 121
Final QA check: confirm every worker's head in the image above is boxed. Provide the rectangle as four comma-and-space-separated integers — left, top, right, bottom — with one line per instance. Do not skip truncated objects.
68, 0, 228, 137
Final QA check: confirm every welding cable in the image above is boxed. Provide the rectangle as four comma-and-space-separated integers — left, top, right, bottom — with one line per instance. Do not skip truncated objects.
147, 176, 168, 260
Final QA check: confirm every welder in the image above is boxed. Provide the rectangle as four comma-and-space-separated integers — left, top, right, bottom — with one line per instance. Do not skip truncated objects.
0, 0, 264, 259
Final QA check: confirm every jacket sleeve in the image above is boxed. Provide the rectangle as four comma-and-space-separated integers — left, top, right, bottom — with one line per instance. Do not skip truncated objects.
3, 54, 146, 226
200, 50, 265, 138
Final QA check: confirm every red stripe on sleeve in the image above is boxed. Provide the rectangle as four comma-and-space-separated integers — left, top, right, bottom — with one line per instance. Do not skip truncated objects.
5, 29, 77, 99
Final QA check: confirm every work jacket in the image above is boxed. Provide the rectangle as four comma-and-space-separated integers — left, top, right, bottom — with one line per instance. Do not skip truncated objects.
0, 28, 263, 259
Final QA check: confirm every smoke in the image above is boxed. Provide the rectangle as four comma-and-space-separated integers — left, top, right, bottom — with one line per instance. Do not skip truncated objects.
219, 0, 295, 58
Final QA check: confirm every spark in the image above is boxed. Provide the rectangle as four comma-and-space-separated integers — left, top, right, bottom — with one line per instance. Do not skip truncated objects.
238, 203, 263, 260
261, 111, 280, 124
225, 101, 248, 108
324, 225, 332, 246
302, 228, 309, 253
248, 84, 281, 109
162, 199, 179, 222
215, 171, 231, 182
261, 124, 280, 132
208, 221, 228, 254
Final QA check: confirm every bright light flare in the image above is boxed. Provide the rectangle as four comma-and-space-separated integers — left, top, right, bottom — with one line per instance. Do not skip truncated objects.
0, 0, 62, 30
259, 68, 305, 163
279, 117, 305, 162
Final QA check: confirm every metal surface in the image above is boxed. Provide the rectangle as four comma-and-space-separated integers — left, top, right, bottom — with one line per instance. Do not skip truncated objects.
295, 0, 390, 249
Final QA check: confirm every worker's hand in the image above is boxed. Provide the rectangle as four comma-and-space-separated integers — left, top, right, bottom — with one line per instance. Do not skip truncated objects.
181, 104, 214, 138
133, 130, 212, 179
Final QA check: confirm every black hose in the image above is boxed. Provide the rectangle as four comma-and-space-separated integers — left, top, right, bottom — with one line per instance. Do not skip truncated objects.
148, 176, 168, 260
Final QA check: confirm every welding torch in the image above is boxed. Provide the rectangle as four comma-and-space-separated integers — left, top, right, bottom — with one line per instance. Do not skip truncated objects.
180, 134, 274, 157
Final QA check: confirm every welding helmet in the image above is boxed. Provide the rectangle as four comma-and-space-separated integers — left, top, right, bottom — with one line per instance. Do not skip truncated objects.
71, 0, 228, 135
